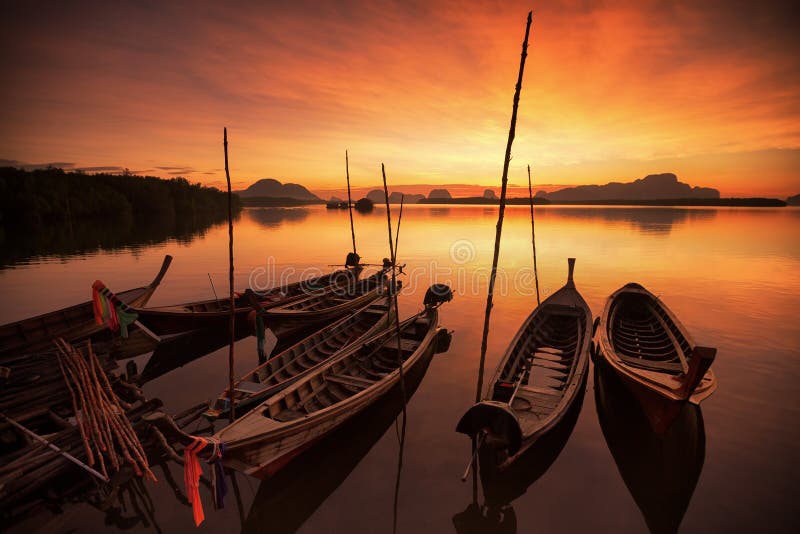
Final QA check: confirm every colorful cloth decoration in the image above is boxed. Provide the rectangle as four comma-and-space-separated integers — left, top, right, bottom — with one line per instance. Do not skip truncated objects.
207, 438, 228, 510
256, 312, 266, 363
183, 437, 209, 526
92, 280, 138, 338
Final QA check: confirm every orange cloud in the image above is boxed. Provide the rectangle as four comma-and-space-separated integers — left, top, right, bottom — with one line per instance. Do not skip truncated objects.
1, 1, 798, 197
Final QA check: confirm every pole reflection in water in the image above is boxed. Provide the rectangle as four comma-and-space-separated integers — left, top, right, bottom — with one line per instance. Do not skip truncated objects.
594, 362, 706, 534
242, 341, 439, 534
453, 376, 586, 534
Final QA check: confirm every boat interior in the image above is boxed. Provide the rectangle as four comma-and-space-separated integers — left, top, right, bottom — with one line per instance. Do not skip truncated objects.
260, 313, 432, 422
247, 302, 391, 390
491, 304, 586, 416
608, 292, 691, 374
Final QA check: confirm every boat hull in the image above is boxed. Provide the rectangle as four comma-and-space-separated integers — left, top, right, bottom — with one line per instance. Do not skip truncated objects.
596, 282, 717, 434
220, 313, 443, 479
0, 255, 172, 358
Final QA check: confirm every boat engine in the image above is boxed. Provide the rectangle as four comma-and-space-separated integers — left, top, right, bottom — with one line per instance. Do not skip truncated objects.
424, 284, 453, 309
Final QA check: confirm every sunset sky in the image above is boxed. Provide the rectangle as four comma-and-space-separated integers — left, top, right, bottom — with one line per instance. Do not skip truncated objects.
1, 0, 798, 197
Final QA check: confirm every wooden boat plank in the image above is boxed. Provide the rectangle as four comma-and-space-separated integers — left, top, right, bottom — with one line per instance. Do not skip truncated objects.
532, 351, 572, 363
326, 374, 375, 389
531, 359, 570, 372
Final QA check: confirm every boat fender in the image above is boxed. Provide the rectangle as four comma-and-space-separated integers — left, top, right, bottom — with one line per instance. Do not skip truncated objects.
424, 284, 453, 308
433, 328, 453, 354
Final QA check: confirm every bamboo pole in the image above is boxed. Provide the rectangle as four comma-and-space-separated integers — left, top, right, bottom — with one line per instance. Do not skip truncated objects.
394, 194, 404, 260
381, 164, 407, 534
224, 127, 236, 423
475, 10, 533, 404
470, 12, 532, 497
528, 164, 540, 305
0, 414, 109, 483
346, 150, 357, 257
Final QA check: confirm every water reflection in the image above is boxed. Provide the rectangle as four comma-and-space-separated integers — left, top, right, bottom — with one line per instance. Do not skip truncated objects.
242, 348, 436, 534
594, 363, 705, 534
247, 208, 310, 228
428, 207, 452, 217
453, 376, 586, 534
0, 211, 233, 268
541, 207, 717, 235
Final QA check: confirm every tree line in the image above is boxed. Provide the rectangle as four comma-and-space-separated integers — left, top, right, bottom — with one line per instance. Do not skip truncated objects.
0, 166, 241, 228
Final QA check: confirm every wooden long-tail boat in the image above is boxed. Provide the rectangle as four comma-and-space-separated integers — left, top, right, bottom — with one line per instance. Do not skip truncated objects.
131, 265, 365, 336
456, 258, 592, 470
242, 318, 435, 534
0, 255, 172, 358
260, 269, 394, 338
147, 285, 452, 480
595, 282, 717, 434
203, 296, 395, 420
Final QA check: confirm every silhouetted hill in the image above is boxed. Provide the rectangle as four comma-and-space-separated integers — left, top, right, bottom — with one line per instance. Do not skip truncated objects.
484, 189, 497, 199
787, 194, 800, 206
236, 178, 321, 200
365, 190, 425, 204
538, 173, 720, 201
428, 188, 452, 199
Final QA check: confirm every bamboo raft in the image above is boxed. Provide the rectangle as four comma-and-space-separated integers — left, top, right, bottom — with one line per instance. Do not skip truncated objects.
0, 340, 204, 523
595, 283, 717, 433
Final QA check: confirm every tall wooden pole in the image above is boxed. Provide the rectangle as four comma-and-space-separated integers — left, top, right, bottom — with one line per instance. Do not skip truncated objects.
528, 164, 540, 305
394, 194, 405, 257
475, 11, 533, 404
224, 127, 236, 423
346, 150, 357, 257
382, 164, 407, 534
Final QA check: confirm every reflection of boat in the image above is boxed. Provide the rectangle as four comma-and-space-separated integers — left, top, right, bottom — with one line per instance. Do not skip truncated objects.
452, 376, 585, 534
595, 363, 706, 534
136, 328, 243, 385
132, 266, 365, 336
215, 288, 450, 479
242, 319, 437, 534
0, 255, 172, 358
596, 283, 717, 433
204, 296, 394, 420
456, 259, 591, 470
248, 207, 310, 227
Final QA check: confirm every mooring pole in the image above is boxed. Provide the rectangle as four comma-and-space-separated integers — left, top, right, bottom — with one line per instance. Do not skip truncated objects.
346, 150, 357, 257
528, 164, 541, 305
224, 127, 236, 423
475, 11, 533, 403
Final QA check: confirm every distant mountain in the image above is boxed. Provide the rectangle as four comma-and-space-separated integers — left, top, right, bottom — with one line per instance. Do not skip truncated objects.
787, 194, 800, 206
483, 189, 497, 199
236, 178, 321, 200
365, 189, 425, 204
428, 188, 452, 199
538, 173, 720, 201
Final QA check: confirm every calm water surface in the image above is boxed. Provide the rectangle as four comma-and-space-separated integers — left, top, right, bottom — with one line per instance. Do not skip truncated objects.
2, 205, 799, 533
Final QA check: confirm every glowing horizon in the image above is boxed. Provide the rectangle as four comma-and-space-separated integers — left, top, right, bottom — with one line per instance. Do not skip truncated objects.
1, 1, 798, 197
